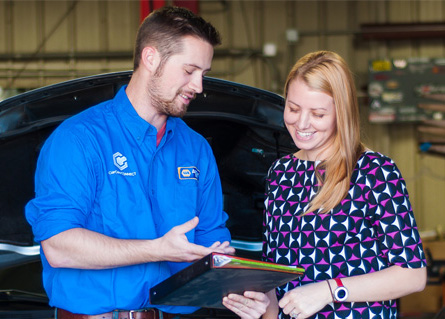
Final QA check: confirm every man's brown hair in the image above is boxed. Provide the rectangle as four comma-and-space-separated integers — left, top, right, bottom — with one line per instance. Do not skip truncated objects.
133, 6, 221, 72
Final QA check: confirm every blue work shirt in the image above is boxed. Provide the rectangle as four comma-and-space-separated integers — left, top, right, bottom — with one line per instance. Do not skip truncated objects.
25, 86, 231, 315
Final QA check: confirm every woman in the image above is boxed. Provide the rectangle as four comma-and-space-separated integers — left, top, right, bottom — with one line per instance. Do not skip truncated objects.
262, 51, 427, 319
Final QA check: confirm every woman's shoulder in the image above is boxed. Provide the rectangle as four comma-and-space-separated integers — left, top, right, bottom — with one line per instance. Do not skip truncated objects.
357, 150, 398, 173
360, 149, 394, 163
269, 153, 294, 170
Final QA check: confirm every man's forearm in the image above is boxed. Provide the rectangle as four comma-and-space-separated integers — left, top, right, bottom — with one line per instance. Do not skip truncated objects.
41, 217, 232, 269
41, 228, 162, 269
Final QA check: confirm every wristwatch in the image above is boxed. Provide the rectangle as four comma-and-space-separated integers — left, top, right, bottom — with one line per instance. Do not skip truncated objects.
333, 278, 348, 302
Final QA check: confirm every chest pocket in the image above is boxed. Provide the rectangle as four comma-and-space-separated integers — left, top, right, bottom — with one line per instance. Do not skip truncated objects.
173, 179, 199, 223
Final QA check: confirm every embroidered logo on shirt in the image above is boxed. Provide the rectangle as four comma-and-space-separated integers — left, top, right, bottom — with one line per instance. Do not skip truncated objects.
108, 152, 136, 177
113, 152, 128, 171
178, 167, 200, 180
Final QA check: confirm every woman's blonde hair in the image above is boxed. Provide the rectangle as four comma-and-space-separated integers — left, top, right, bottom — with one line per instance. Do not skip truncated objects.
284, 51, 365, 214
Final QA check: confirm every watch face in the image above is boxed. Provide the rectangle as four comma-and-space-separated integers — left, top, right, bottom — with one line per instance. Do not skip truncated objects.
334, 286, 348, 302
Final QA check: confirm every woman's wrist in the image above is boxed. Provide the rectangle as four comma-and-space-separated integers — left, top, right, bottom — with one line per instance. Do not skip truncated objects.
326, 278, 349, 303
325, 279, 335, 303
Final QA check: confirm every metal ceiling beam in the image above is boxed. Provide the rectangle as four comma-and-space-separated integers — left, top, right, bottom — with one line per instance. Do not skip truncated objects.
359, 22, 445, 40
0, 48, 264, 62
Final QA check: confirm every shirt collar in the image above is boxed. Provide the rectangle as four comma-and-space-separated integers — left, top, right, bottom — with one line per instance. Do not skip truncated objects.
112, 85, 176, 145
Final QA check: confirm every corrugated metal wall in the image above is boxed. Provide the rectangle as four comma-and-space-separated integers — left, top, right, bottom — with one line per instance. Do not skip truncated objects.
1, 0, 445, 234
0, 1, 139, 88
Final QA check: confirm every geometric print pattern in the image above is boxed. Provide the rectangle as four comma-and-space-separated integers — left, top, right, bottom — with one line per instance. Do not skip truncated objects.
262, 151, 426, 319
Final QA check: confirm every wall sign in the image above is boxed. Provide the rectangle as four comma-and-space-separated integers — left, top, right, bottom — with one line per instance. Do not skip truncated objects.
368, 57, 445, 123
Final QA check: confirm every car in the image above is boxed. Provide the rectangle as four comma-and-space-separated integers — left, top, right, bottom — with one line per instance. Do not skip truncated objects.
0, 71, 294, 318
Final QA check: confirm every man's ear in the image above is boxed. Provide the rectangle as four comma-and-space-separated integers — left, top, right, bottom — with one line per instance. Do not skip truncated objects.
141, 46, 160, 72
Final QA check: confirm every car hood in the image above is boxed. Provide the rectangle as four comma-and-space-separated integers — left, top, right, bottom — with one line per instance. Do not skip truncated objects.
0, 71, 294, 263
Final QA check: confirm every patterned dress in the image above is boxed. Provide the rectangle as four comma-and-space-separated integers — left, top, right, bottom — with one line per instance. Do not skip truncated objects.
262, 151, 426, 319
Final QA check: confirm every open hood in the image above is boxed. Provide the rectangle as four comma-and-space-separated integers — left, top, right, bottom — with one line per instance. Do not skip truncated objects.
0, 71, 294, 255
0, 71, 295, 317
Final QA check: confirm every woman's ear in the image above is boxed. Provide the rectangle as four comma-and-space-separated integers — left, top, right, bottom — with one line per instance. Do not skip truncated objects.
140, 46, 160, 73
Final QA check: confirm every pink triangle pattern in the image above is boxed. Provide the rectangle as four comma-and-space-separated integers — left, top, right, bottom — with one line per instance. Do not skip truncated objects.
262, 151, 426, 319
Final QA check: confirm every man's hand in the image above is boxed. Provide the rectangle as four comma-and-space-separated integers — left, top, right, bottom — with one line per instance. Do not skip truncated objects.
41, 216, 233, 269
209, 240, 236, 255
157, 217, 234, 262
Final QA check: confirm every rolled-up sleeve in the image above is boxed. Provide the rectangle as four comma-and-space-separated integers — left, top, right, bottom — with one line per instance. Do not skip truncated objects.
26, 125, 97, 242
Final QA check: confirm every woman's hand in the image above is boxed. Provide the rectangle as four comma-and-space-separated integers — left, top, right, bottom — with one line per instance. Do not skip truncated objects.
279, 281, 332, 319
223, 291, 270, 319
279, 266, 427, 319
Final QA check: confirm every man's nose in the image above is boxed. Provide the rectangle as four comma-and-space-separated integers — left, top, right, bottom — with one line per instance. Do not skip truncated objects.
189, 74, 203, 94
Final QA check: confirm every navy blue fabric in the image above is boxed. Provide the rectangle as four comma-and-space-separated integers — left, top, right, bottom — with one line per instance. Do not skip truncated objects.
263, 151, 426, 319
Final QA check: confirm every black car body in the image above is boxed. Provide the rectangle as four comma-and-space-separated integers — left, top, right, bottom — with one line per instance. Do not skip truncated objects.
0, 71, 294, 318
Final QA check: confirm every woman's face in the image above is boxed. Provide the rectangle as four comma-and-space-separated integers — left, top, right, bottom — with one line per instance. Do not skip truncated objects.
284, 78, 337, 161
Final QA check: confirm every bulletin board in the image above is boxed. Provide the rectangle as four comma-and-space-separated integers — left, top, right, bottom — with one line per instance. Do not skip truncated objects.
368, 58, 445, 155
368, 57, 445, 122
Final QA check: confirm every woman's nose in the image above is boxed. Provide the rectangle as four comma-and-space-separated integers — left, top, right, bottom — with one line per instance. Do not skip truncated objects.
296, 112, 310, 129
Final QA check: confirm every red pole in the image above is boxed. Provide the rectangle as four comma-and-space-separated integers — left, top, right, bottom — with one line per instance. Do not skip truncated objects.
140, 0, 166, 22
173, 0, 199, 14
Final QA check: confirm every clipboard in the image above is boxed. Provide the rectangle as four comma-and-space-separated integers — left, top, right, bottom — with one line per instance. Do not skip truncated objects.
149, 253, 304, 309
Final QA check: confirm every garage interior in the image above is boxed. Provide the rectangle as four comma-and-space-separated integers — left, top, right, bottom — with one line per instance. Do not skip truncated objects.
0, 0, 444, 318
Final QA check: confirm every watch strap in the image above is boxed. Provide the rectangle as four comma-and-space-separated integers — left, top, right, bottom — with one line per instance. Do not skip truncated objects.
333, 278, 348, 302
334, 278, 344, 287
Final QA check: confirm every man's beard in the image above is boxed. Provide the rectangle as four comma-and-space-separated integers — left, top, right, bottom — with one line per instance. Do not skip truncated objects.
147, 75, 193, 118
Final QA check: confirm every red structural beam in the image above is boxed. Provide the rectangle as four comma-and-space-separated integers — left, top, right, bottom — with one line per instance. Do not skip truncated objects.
140, 0, 199, 22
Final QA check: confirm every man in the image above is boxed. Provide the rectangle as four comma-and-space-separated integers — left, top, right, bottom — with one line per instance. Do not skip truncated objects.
25, 6, 268, 319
